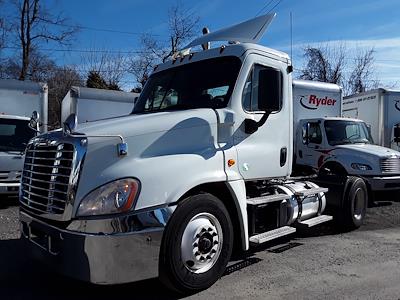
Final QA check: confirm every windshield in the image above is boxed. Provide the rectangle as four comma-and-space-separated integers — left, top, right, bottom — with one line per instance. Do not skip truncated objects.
132, 56, 241, 114
0, 118, 35, 152
325, 120, 373, 146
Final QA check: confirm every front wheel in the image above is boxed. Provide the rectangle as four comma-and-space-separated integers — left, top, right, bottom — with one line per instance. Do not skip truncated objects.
159, 193, 233, 294
341, 176, 368, 230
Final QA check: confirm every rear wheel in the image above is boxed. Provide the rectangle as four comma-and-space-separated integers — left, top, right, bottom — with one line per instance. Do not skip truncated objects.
159, 193, 233, 294
341, 176, 368, 230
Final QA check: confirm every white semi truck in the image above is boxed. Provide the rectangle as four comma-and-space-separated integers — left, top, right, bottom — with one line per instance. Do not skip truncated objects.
343, 88, 400, 151
0, 79, 47, 195
61, 86, 138, 125
18, 14, 400, 293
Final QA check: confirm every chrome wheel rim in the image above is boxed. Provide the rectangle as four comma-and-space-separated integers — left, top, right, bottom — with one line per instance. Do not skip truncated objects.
353, 188, 365, 221
181, 212, 223, 274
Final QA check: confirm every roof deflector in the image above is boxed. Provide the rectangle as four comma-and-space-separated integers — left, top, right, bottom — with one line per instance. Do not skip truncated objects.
183, 13, 276, 50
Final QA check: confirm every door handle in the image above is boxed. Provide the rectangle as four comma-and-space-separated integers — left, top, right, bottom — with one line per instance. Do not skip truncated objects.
280, 147, 287, 167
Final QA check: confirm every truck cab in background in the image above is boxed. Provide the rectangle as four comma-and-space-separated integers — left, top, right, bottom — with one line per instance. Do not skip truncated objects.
0, 115, 36, 194
0, 79, 48, 196
292, 80, 400, 199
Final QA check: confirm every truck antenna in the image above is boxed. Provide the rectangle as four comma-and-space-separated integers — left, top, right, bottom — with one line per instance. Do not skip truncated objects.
290, 12, 293, 62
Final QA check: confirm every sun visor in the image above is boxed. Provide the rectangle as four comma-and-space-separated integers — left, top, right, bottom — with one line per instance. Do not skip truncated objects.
183, 13, 276, 50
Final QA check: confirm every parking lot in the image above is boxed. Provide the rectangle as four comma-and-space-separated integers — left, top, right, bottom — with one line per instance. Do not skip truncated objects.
1, 194, 399, 300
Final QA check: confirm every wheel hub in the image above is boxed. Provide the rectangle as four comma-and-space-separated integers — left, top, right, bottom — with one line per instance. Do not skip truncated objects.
181, 213, 223, 274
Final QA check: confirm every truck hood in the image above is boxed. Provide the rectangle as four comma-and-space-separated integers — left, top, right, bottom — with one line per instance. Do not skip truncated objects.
0, 151, 24, 172
75, 109, 217, 139
336, 144, 400, 158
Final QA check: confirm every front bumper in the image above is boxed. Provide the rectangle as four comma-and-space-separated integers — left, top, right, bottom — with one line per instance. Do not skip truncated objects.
363, 175, 400, 191
0, 182, 20, 195
20, 206, 175, 284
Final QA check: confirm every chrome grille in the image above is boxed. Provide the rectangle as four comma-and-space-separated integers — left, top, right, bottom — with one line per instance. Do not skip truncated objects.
380, 157, 400, 174
20, 143, 74, 215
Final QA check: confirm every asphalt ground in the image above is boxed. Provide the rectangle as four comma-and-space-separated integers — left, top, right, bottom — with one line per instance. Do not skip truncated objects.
0, 193, 399, 300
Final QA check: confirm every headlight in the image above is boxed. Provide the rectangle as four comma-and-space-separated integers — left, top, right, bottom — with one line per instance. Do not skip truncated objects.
351, 163, 372, 171
77, 178, 140, 217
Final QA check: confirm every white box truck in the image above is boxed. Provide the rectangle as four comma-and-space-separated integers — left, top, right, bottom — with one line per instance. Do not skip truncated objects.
18, 14, 400, 293
293, 80, 400, 197
0, 79, 47, 195
61, 86, 138, 125
343, 88, 400, 151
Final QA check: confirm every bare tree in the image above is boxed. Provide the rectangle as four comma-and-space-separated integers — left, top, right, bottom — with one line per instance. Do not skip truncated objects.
13, 0, 78, 80
47, 66, 83, 128
81, 48, 128, 90
298, 44, 381, 96
0, 3, 5, 51
299, 44, 345, 84
128, 2, 200, 88
346, 48, 378, 95
128, 35, 159, 89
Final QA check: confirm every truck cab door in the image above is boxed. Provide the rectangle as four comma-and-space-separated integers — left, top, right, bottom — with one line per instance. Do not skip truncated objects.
232, 55, 291, 180
297, 121, 324, 170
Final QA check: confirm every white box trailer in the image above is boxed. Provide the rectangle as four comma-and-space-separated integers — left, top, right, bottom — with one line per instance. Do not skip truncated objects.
61, 86, 138, 125
292, 79, 342, 128
343, 89, 400, 151
0, 79, 48, 131
0, 79, 48, 195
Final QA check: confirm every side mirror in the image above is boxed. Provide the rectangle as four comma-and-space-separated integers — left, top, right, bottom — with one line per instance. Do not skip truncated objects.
29, 111, 40, 132
63, 113, 77, 135
302, 123, 310, 145
244, 67, 282, 134
257, 68, 282, 112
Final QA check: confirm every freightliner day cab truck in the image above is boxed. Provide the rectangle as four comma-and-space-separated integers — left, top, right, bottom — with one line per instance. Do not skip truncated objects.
343, 88, 400, 151
61, 86, 139, 125
0, 79, 47, 196
19, 14, 400, 293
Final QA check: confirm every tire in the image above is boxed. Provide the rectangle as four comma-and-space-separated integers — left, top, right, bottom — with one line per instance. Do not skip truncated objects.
159, 193, 233, 294
341, 176, 368, 230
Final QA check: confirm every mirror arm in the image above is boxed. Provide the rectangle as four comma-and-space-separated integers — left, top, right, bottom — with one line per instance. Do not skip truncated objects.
244, 110, 272, 134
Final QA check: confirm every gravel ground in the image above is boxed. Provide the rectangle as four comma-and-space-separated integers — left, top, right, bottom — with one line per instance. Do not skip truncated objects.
0, 193, 399, 300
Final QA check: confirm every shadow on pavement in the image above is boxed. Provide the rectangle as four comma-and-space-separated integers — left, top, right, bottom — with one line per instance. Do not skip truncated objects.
0, 196, 19, 209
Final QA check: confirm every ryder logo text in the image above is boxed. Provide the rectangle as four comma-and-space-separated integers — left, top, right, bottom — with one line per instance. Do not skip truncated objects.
300, 95, 337, 110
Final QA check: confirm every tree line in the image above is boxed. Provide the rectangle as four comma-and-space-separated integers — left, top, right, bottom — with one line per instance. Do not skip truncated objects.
0, 0, 386, 127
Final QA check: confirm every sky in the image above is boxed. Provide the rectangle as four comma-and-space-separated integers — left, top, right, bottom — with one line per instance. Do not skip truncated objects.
3, 0, 400, 90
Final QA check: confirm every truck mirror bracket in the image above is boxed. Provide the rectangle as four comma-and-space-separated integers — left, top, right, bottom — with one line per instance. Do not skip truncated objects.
244, 112, 271, 134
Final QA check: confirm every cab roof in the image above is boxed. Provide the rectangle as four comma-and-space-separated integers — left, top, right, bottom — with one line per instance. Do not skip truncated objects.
153, 42, 290, 75
0, 114, 30, 121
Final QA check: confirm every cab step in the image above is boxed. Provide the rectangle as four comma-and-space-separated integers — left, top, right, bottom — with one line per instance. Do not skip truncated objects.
249, 226, 296, 244
247, 194, 290, 206
294, 187, 328, 197
295, 215, 333, 229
